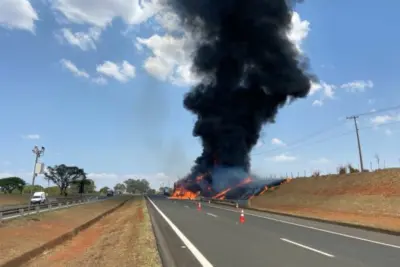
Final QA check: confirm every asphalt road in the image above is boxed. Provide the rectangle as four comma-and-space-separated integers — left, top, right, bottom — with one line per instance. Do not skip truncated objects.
147, 195, 400, 267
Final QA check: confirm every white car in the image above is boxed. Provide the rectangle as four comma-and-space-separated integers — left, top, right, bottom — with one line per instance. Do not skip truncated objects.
30, 191, 47, 205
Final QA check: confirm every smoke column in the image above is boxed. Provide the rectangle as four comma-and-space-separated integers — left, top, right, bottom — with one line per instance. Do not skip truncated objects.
168, 0, 314, 191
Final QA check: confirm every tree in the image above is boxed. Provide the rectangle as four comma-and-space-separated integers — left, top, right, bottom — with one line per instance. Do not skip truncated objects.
114, 183, 126, 193
148, 189, 156, 195
23, 184, 44, 194
0, 177, 26, 194
99, 186, 110, 194
44, 164, 86, 196
70, 177, 93, 195
124, 178, 151, 194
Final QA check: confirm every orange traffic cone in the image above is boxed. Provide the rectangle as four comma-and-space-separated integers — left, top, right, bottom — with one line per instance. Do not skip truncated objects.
197, 202, 202, 211
239, 209, 245, 224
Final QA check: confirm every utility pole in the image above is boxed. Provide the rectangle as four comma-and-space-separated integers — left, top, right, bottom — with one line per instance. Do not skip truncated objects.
346, 116, 364, 172
31, 145, 45, 190
28, 146, 45, 211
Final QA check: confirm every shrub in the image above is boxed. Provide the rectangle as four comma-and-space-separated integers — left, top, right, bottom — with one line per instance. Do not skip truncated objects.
338, 165, 347, 175
347, 164, 360, 173
312, 170, 321, 177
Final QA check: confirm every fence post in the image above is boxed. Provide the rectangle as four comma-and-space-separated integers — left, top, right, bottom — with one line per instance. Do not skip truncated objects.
58, 203, 62, 208
48, 204, 51, 210
19, 208, 24, 216
35, 205, 40, 214
0, 212, 2, 222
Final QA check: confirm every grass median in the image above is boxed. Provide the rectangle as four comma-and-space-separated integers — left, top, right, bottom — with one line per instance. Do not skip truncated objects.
24, 197, 161, 267
0, 196, 130, 265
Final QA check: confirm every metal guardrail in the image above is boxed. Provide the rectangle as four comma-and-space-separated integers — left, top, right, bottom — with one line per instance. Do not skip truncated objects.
0, 195, 107, 221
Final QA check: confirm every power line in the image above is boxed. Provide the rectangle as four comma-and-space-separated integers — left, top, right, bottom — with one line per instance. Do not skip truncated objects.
353, 104, 400, 117
252, 120, 400, 156
252, 121, 347, 156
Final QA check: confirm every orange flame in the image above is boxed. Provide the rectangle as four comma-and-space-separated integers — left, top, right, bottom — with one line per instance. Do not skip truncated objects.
169, 187, 199, 200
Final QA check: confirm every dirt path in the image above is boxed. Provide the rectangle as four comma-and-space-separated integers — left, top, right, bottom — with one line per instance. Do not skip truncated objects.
24, 198, 161, 267
0, 197, 128, 265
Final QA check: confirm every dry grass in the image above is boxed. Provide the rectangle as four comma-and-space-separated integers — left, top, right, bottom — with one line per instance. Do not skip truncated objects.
25, 197, 161, 267
251, 168, 400, 231
0, 197, 129, 265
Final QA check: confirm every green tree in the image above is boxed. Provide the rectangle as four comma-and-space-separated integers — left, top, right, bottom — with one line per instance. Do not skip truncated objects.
0, 177, 26, 194
99, 186, 110, 194
124, 178, 151, 194
23, 184, 44, 194
114, 183, 126, 193
44, 186, 60, 195
44, 164, 86, 196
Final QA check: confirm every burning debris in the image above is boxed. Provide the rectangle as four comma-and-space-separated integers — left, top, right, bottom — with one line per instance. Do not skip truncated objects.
168, 0, 314, 199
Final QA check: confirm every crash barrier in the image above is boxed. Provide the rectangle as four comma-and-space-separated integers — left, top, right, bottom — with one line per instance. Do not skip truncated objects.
199, 197, 251, 209
0, 196, 106, 221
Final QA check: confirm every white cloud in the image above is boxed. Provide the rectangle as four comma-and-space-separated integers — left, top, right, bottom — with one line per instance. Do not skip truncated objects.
341, 80, 373, 92
311, 157, 330, 164
53, 0, 159, 28
271, 138, 286, 146
136, 33, 199, 86
267, 154, 296, 162
91, 76, 107, 85
60, 59, 90, 78
370, 115, 395, 126
312, 100, 323, 107
22, 134, 40, 139
308, 81, 335, 99
96, 60, 136, 83
287, 12, 310, 53
308, 82, 322, 96
58, 27, 101, 50
0, 0, 38, 33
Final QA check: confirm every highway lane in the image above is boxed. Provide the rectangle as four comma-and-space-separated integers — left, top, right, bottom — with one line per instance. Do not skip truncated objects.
148, 196, 400, 267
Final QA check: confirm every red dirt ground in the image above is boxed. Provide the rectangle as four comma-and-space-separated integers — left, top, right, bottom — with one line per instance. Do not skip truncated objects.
0, 197, 127, 265
251, 168, 400, 231
25, 197, 161, 267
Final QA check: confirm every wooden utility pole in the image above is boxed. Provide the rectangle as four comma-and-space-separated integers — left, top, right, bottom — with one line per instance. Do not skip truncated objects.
347, 116, 364, 171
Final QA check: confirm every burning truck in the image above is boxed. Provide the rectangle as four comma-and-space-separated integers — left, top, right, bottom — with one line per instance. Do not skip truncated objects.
167, 0, 313, 200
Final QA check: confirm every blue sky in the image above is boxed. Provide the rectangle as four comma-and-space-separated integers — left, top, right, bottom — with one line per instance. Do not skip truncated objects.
1, 0, 399, 190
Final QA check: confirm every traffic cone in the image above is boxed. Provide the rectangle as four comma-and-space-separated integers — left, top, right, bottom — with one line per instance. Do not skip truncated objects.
239, 209, 245, 224
197, 202, 202, 211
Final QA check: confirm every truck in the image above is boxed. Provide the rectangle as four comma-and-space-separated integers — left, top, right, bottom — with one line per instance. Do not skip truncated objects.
30, 191, 47, 205
106, 189, 114, 197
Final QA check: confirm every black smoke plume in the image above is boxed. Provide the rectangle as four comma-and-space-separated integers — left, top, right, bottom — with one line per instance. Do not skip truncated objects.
169, 0, 314, 193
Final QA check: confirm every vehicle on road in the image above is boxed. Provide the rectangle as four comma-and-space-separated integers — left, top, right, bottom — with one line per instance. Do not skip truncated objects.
30, 191, 47, 205
106, 189, 114, 197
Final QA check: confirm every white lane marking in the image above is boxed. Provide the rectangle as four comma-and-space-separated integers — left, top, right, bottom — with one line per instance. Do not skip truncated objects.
206, 212, 218, 218
281, 238, 335, 258
205, 204, 400, 249
184, 205, 189, 208
147, 197, 213, 267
